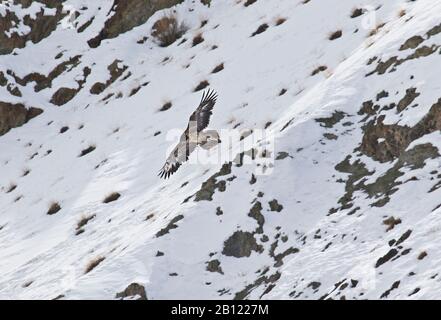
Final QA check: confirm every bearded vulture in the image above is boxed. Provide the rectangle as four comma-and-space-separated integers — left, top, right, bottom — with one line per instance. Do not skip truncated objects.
159, 89, 220, 179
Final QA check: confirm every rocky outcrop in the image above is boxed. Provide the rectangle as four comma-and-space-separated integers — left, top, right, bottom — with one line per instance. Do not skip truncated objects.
0, 1, 66, 55
7, 55, 81, 92
87, 0, 184, 48
89, 60, 127, 95
0, 102, 43, 136
50, 87, 78, 106
222, 231, 263, 258
115, 283, 148, 300
359, 98, 441, 162
194, 163, 233, 202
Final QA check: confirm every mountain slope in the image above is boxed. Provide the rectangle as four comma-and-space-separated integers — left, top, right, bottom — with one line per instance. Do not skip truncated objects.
0, 0, 440, 299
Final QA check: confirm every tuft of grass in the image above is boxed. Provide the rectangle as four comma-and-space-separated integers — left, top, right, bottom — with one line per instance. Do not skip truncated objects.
368, 23, 385, 36
76, 214, 96, 231
47, 202, 61, 215
275, 17, 286, 26
192, 33, 204, 47
350, 8, 364, 18
194, 80, 209, 92
418, 251, 427, 260
103, 192, 121, 203
160, 101, 172, 111
84, 256, 105, 274
151, 13, 187, 47
211, 63, 224, 74
329, 30, 342, 40
398, 9, 406, 18
383, 216, 402, 231
6, 183, 17, 193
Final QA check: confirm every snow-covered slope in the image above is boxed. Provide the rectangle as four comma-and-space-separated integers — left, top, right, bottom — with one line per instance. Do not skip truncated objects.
1, 0, 441, 299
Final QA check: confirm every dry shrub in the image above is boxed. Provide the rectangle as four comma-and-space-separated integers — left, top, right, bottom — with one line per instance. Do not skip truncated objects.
85, 256, 105, 274
369, 23, 385, 36
275, 17, 286, 26
151, 14, 187, 47
6, 183, 17, 193
103, 192, 121, 203
194, 80, 209, 92
76, 214, 96, 230
211, 63, 224, 74
192, 33, 204, 47
160, 101, 172, 111
47, 202, 61, 215
350, 8, 364, 18
398, 9, 406, 18
329, 30, 342, 40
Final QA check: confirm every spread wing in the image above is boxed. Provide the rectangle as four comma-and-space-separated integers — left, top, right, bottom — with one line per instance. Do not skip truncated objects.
188, 89, 218, 133
158, 132, 197, 179
159, 89, 218, 179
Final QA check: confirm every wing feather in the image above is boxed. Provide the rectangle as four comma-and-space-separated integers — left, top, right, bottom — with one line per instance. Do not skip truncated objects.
189, 89, 218, 132
158, 131, 197, 179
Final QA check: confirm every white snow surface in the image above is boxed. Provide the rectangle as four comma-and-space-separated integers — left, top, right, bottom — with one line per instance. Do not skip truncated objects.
0, 0, 441, 299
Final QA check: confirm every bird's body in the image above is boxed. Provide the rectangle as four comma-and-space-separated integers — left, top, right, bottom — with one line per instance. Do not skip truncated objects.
159, 89, 219, 179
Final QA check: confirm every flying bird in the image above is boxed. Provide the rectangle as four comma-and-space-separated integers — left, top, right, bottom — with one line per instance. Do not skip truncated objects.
159, 89, 220, 179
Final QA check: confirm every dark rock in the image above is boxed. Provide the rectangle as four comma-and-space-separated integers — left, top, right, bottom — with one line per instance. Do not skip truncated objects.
50, 87, 78, 106
275, 151, 290, 160
248, 202, 264, 233
400, 36, 424, 51
88, 0, 184, 48
156, 215, 184, 237
0, 1, 66, 55
194, 163, 232, 201
116, 283, 147, 300
206, 259, 224, 274
222, 231, 262, 258
103, 192, 121, 203
251, 24, 268, 37
268, 199, 283, 212
0, 101, 43, 136
397, 88, 420, 112
315, 111, 345, 128
375, 249, 399, 268
90, 82, 106, 95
